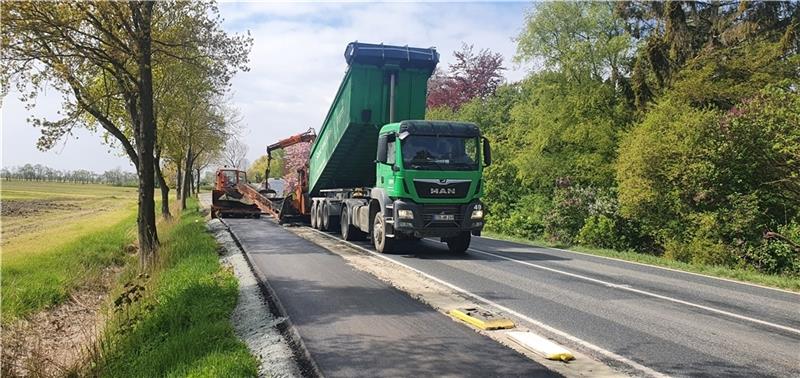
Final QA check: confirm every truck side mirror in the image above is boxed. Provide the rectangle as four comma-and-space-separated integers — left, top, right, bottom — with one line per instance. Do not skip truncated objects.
482, 137, 492, 167
376, 134, 388, 164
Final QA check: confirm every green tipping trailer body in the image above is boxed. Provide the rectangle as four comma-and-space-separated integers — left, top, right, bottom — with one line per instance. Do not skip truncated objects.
308, 43, 438, 196
306, 42, 491, 255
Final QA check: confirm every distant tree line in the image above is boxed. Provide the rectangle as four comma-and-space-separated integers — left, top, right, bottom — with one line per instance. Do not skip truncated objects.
1, 164, 138, 186
429, 1, 799, 276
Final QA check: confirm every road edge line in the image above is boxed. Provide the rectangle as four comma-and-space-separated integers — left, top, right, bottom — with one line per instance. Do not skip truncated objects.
306, 228, 668, 378
470, 247, 800, 337
477, 235, 800, 296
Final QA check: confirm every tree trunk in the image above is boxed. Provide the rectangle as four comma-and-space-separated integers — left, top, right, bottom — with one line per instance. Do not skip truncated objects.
181, 145, 193, 210
133, 2, 159, 267
195, 168, 201, 196
154, 149, 171, 219
176, 160, 182, 200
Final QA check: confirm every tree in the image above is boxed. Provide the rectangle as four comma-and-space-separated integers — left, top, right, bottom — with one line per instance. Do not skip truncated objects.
2, 2, 251, 267
219, 137, 249, 169
427, 44, 505, 111
616, 1, 800, 109
247, 150, 285, 183
516, 2, 633, 86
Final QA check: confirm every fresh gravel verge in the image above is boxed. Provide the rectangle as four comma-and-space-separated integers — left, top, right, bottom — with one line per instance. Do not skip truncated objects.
208, 219, 301, 378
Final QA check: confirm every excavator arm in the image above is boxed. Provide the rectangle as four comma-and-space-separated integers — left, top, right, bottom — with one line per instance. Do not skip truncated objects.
265, 128, 316, 183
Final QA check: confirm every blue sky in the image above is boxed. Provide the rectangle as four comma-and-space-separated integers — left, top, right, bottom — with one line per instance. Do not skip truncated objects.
1, 1, 534, 173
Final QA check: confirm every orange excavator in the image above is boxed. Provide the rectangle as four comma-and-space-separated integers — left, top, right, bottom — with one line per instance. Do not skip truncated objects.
210, 168, 261, 219
261, 128, 316, 222
214, 129, 316, 222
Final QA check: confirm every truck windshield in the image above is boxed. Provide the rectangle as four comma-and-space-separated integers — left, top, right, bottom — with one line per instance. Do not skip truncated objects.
402, 135, 479, 171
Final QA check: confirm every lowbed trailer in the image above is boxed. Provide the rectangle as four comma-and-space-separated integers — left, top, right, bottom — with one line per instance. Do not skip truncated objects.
261, 42, 492, 254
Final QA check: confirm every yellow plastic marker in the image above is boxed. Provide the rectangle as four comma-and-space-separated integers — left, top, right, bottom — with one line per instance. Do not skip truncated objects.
449, 307, 515, 330
507, 331, 575, 362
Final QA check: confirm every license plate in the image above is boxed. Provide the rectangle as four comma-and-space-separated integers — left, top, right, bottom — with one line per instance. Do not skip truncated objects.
433, 214, 455, 221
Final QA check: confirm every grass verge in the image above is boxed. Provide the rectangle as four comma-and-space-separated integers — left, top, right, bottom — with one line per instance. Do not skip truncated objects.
92, 199, 257, 377
1, 213, 137, 320
482, 231, 800, 292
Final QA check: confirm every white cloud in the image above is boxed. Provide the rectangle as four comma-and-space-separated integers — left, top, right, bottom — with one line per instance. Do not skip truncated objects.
0, 2, 531, 173
220, 2, 530, 164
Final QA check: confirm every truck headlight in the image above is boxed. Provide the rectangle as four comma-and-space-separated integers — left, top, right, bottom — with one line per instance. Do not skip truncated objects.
471, 209, 484, 219
397, 209, 414, 219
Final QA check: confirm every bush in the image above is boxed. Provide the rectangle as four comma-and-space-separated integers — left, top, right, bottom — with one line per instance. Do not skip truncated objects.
577, 215, 617, 249
742, 221, 800, 275
544, 185, 595, 244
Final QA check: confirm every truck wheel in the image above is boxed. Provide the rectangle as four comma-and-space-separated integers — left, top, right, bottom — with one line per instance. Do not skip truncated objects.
310, 202, 318, 229
318, 201, 328, 231
446, 232, 471, 254
341, 206, 365, 241
372, 212, 395, 253
317, 201, 331, 231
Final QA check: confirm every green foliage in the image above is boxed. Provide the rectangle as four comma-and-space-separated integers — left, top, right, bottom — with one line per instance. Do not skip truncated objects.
248, 150, 284, 183
510, 74, 631, 191
96, 201, 257, 377
436, 0, 799, 282
1, 213, 136, 320
516, 2, 633, 82
743, 221, 800, 276
577, 215, 618, 250
616, 96, 721, 240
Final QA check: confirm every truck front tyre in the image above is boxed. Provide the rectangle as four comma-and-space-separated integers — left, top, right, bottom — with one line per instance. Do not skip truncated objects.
445, 232, 471, 254
372, 212, 395, 254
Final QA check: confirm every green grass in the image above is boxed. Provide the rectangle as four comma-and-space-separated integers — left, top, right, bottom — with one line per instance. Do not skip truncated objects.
482, 231, 800, 292
1, 213, 137, 320
0, 180, 138, 200
94, 199, 258, 377
2, 180, 138, 259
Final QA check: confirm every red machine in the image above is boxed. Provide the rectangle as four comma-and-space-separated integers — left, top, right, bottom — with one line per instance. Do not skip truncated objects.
220, 129, 316, 223
210, 169, 261, 219
260, 129, 315, 222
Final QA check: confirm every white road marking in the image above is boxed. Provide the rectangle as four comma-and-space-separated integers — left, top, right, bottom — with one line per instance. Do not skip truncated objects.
477, 235, 800, 296
307, 228, 669, 378
469, 247, 800, 337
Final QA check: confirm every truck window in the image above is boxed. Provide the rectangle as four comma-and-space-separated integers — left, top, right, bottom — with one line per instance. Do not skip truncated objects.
402, 136, 478, 171
387, 139, 395, 165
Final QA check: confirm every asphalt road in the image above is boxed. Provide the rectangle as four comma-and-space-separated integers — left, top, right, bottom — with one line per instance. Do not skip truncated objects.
330, 233, 800, 377
224, 218, 558, 378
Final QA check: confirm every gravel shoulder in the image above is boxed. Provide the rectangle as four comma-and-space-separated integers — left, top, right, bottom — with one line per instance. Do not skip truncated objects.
207, 218, 301, 378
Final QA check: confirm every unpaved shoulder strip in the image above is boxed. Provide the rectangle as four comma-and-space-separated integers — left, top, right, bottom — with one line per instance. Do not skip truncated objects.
207, 219, 302, 378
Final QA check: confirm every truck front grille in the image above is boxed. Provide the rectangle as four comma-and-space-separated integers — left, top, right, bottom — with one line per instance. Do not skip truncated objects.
413, 179, 471, 199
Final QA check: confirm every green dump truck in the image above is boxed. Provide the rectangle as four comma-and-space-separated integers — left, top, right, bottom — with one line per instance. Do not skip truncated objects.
308, 42, 491, 254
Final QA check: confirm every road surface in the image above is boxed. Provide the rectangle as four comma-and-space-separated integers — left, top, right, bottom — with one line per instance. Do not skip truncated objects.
224, 218, 558, 377
327, 232, 800, 377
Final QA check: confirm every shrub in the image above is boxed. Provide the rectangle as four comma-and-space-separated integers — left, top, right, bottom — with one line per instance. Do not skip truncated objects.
544, 185, 595, 244
742, 221, 800, 275
577, 215, 617, 249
